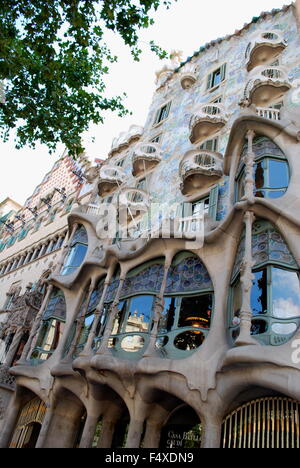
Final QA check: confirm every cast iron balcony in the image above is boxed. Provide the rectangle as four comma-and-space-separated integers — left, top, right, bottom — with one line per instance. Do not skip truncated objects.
245, 31, 287, 72
189, 104, 227, 144
98, 165, 126, 197
241, 66, 291, 107
132, 142, 163, 176
179, 149, 223, 195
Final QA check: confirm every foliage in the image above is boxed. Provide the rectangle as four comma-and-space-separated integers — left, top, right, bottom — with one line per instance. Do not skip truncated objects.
0, 0, 175, 156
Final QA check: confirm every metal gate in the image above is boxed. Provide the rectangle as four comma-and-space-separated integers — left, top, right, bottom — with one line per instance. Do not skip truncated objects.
222, 397, 300, 448
10, 397, 47, 448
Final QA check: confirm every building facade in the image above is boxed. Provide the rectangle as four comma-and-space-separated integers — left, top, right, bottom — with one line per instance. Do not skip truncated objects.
1, 3, 300, 449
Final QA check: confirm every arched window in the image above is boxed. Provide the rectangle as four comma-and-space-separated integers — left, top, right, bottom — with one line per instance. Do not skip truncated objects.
109, 260, 164, 354
61, 225, 88, 276
236, 136, 289, 201
158, 252, 214, 355
31, 287, 66, 362
229, 220, 300, 346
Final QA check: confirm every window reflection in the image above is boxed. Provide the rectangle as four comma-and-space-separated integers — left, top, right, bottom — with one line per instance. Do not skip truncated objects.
251, 270, 268, 315
125, 296, 153, 333
272, 268, 300, 318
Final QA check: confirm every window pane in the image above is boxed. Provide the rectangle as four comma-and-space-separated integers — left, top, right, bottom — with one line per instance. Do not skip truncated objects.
268, 160, 288, 189
212, 69, 221, 87
159, 297, 177, 333
111, 301, 127, 335
254, 162, 265, 190
251, 270, 268, 315
272, 268, 300, 318
178, 295, 212, 329
268, 191, 286, 199
125, 296, 153, 333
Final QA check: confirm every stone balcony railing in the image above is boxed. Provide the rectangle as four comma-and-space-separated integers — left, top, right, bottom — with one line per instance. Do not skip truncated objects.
97, 165, 127, 197
189, 104, 227, 144
132, 142, 163, 176
245, 30, 287, 72
179, 149, 223, 195
241, 66, 291, 107
256, 106, 281, 121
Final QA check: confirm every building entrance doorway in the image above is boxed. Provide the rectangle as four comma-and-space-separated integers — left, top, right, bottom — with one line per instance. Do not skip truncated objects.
160, 405, 202, 448
222, 397, 300, 448
10, 396, 47, 448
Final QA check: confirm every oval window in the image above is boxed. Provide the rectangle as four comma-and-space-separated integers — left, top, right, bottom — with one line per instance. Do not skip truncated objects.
251, 319, 268, 335
174, 331, 205, 350
120, 335, 145, 353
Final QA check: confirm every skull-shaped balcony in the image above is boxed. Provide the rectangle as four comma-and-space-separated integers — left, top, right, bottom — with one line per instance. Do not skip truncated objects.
242, 66, 291, 107
245, 31, 287, 72
132, 142, 162, 177
119, 188, 150, 221
189, 104, 227, 144
180, 150, 223, 195
97, 165, 126, 197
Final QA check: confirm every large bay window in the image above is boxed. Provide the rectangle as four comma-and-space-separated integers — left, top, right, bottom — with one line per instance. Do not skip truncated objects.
229, 220, 300, 346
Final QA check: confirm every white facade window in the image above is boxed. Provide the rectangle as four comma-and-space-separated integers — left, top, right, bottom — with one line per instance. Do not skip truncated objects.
153, 102, 171, 125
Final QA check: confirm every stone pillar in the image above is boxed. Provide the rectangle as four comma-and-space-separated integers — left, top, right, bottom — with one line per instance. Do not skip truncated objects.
35, 406, 54, 448
97, 419, 116, 448
0, 394, 22, 448
79, 413, 100, 448
67, 281, 95, 359
17, 255, 24, 268
143, 260, 170, 357
17, 284, 53, 364
125, 419, 144, 448
96, 277, 125, 355
4, 327, 24, 367
235, 211, 257, 347
241, 130, 255, 203
143, 421, 162, 448
201, 416, 222, 449
82, 270, 113, 354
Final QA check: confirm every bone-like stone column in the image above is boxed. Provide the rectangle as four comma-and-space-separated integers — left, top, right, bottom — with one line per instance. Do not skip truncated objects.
125, 418, 145, 448
96, 277, 125, 355
79, 413, 101, 448
143, 421, 162, 448
235, 210, 257, 347
67, 280, 96, 358
97, 419, 116, 448
200, 415, 222, 449
241, 130, 255, 203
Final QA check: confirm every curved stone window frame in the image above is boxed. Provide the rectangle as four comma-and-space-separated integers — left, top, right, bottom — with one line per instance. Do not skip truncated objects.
72, 278, 105, 357
158, 252, 214, 357
229, 221, 300, 346
30, 288, 66, 363
61, 225, 88, 276
235, 136, 289, 202
106, 260, 164, 356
